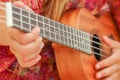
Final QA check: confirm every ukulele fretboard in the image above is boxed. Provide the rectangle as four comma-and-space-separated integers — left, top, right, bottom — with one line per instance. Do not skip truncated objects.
6, 2, 92, 54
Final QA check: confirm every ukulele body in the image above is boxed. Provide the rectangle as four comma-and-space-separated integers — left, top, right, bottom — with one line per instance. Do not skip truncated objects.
52, 8, 120, 80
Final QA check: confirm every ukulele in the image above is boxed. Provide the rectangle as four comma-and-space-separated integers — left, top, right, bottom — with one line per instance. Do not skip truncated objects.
0, 2, 120, 80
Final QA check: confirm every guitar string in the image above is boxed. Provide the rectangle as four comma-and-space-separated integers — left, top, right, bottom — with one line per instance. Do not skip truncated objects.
0, 4, 111, 57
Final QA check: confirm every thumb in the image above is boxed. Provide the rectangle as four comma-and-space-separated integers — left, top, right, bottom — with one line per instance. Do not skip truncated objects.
14, 1, 33, 12
102, 36, 120, 48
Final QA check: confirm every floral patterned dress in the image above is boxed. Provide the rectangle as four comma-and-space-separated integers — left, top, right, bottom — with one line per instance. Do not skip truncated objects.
0, 0, 120, 80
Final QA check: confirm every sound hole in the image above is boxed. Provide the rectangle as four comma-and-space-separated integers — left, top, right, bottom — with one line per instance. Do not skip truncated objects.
92, 34, 101, 61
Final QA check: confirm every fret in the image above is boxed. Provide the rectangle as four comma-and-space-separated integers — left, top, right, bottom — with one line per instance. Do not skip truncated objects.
80, 31, 84, 51
48, 18, 52, 40
43, 17, 46, 37
30, 12, 36, 30
22, 9, 30, 31
70, 27, 74, 48
72, 28, 77, 49
49, 19, 55, 41
12, 6, 20, 13
59, 24, 65, 45
45, 24, 50, 38
20, 8, 23, 30
77, 30, 81, 51
50, 27, 55, 41
38, 15, 45, 37
13, 12, 20, 20
22, 15, 29, 23
50, 20, 54, 26
58, 22, 62, 43
82, 31, 85, 51
37, 15, 44, 35
44, 17, 49, 24
71, 28, 75, 48
84, 32, 89, 53
67, 26, 71, 47
36, 14, 38, 28
13, 18, 21, 30
76, 29, 79, 50
55, 22, 60, 42
28, 10, 31, 32
59, 24, 64, 36
66, 25, 70, 46
82, 32, 86, 52
75, 29, 79, 49
78, 30, 82, 51
53, 21, 56, 42
76, 30, 79, 50
84, 32, 91, 54
63, 25, 68, 46
13, 12, 21, 27
21, 8, 29, 31
70, 27, 75, 48
44, 17, 50, 38
22, 9, 29, 17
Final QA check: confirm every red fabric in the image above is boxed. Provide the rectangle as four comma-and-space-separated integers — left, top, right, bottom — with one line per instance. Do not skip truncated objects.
0, 46, 16, 72
0, 0, 8, 2
22, 0, 42, 14
108, 0, 120, 30
66, 0, 106, 12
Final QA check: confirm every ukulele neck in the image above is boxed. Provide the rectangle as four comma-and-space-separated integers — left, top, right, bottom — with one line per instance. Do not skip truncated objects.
6, 2, 92, 55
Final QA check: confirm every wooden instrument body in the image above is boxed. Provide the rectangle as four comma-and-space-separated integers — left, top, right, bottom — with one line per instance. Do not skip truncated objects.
52, 8, 120, 80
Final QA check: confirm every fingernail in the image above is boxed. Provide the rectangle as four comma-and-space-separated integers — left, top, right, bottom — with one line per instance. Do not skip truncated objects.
95, 64, 100, 69
96, 73, 101, 78
104, 36, 108, 39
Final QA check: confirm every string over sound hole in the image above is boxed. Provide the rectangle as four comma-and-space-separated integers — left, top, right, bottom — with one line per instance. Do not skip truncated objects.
92, 34, 101, 61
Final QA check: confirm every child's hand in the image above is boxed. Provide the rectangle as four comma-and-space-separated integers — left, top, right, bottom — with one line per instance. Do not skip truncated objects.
95, 36, 120, 80
7, 1, 44, 67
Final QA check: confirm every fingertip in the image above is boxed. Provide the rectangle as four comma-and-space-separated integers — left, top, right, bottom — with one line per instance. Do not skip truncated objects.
95, 63, 101, 70
102, 36, 109, 42
36, 55, 41, 62
102, 36, 108, 39
96, 73, 102, 79
14, 1, 33, 12
14, 1, 24, 7
32, 27, 40, 35
95, 61, 106, 70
